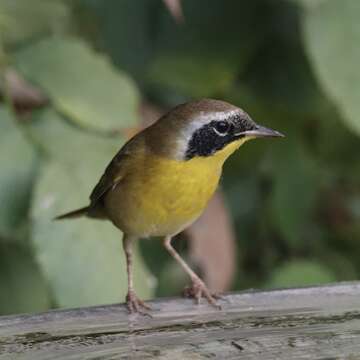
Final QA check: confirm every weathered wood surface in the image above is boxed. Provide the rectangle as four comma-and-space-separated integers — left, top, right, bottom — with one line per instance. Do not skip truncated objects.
1, 282, 360, 359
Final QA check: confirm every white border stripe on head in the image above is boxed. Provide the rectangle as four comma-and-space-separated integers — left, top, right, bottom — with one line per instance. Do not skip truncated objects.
174, 109, 239, 160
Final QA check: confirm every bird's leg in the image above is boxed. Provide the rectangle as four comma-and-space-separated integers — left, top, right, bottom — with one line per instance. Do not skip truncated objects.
163, 235, 220, 309
122, 235, 151, 314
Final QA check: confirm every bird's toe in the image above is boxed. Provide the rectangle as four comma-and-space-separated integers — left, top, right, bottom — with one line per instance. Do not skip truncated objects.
126, 291, 152, 316
183, 278, 221, 309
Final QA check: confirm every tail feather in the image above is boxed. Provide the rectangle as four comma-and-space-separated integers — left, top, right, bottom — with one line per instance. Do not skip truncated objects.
54, 206, 89, 220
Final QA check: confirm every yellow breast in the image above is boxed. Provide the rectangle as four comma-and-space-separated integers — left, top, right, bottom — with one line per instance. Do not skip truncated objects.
105, 139, 244, 237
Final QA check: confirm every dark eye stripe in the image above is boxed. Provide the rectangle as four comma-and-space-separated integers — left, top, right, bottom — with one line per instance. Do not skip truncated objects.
184, 114, 256, 160
185, 121, 233, 159
215, 121, 229, 134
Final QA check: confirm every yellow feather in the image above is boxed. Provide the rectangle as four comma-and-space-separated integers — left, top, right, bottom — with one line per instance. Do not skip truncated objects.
104, 138, 248, 237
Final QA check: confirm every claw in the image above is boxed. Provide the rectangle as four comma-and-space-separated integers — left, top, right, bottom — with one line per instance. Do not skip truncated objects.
126, 290, 152, 316
212, 292, 225, 300
183, 278, 222, 310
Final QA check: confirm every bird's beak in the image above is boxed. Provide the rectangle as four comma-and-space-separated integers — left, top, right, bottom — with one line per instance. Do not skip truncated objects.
236, 125, 285, 138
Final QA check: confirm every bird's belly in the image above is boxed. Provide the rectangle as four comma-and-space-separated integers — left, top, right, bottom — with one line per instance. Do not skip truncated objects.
104, 159, 221, 237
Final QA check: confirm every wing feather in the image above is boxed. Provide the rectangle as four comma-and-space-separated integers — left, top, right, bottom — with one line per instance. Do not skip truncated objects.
89, 137, 138, 206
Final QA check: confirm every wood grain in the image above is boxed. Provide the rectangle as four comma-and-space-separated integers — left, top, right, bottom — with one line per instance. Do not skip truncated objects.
1, 282, 360, 359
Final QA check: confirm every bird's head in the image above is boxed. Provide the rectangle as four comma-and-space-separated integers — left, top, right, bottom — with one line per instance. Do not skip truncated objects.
147, 99, 284, 162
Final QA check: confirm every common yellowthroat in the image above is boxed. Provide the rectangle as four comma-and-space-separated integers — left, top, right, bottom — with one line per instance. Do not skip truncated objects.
57, 99, 283, 313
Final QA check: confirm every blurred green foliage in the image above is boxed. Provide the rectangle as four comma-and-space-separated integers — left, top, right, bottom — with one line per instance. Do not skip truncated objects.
0, 0, 360, 315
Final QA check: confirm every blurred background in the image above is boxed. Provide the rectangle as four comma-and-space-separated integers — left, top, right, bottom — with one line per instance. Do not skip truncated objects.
1, 0, 360, 315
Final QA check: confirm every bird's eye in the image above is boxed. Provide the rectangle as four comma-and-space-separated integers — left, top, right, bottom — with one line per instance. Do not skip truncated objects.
214, 121, 230, 134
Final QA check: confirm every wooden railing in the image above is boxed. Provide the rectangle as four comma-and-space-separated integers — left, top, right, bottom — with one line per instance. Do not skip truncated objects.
1, 282, 360, 359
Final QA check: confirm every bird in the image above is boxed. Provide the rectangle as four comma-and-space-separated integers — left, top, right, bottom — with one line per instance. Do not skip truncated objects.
56, 99, 284, 313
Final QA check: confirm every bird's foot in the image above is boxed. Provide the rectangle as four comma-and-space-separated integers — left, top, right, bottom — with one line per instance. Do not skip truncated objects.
126, 290, 152, 315
183, 278, 222, 309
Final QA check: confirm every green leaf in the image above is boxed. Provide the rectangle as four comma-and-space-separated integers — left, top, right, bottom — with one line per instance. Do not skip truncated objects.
15, 37, 139, 132
146, 0, 266, 98
270, 140, 319, 247
30, 110, 154, 307
302, 0, 360, 136
26, 108, 120, 167
0, 0, 69, 46
290, 0, 327, 10
85, 0, 156, 84
0, 108, 37, 239
91, 1, 265, 97
0, 243, 51, 315
267, 260, 335, 288
226, 0, 331, 124
148, 55, 235, 98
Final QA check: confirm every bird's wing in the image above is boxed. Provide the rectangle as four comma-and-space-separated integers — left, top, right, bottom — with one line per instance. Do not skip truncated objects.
89, 137, 137, 206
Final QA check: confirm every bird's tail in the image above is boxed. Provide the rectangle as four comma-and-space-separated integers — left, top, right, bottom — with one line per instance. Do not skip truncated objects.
54, 206, 89, 220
